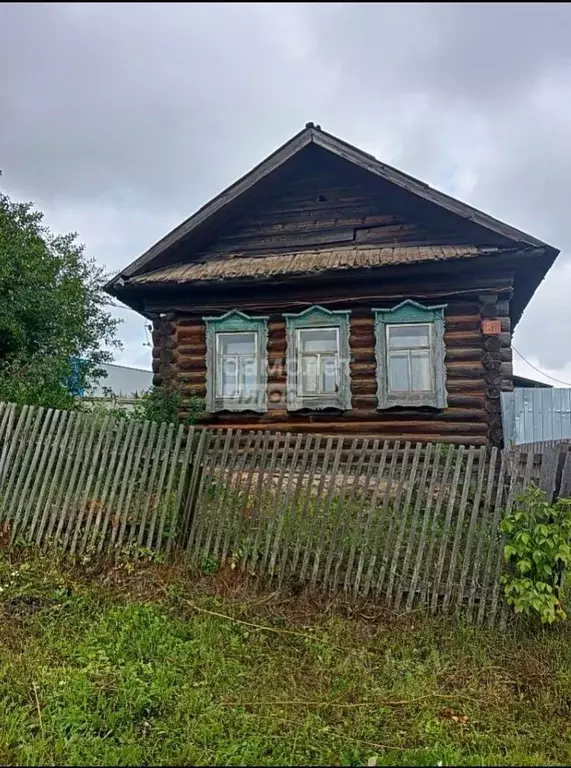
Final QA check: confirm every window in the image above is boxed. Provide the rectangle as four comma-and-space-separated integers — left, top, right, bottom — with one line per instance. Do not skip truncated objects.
285, 306, 351, 411
374, 301, 447, 409
205, 310, 268, 412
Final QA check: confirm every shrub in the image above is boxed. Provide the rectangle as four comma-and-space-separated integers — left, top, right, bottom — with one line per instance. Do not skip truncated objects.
500, 484, 571, 624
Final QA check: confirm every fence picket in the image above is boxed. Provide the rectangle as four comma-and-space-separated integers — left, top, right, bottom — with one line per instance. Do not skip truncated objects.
454, 446, 487, 614
441, 445, 476, 612
375, 441, 412, 599
361, 441, 400, 598
343, 438, 380, 594
155, 423, 185, 553
268, 433, 303, 580
405, 443, 442, 611
394, 443, 434, 611
277, 434, 314, 587
385, 442, 424, 604
36, 412, 78, 548
308, 437, 345, 589
321, 438, 360, 592
291, 435, 322, 574
352, 440, 388, 597
11, 409, 56, 542
430, 445, 466, 613
477, 450, 509, 625
114, 420, 152, 553
145, 423, 175, 550
4, 407, 47, 533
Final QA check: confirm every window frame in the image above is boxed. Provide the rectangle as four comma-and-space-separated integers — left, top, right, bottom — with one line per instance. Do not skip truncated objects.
204, 310, 269, 413
284, 305, 351, 412
296, 325, 341, 398
374, 301, 447, 409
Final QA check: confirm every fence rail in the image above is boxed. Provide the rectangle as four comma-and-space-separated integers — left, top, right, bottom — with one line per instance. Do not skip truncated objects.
1, 401, 569, 626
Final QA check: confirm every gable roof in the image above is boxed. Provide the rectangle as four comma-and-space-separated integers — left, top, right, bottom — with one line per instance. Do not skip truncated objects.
108, 122, 558, 286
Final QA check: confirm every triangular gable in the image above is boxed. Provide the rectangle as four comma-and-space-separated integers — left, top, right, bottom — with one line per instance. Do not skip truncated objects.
111, 122, 558, 283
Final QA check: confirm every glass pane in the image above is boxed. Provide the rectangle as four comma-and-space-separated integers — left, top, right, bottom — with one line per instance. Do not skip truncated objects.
388, 324, 430, 349
219, 332, 256, 355
321, 356, 338, 393
240, 357, 257, 396
388, 351, 410, 392
301, 356, 318, 394
221, 358, 238, 397
299, 328, 338, 353
411, 350, 432, 391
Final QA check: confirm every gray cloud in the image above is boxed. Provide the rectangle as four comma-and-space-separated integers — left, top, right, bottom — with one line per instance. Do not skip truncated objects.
1, 2, 570, 377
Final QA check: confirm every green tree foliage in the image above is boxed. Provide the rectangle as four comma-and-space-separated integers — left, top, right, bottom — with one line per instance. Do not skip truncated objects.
500, 484, 571, 624
0, 183, 121, 408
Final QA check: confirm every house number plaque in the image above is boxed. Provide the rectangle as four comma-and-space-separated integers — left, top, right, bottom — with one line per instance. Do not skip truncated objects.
482, 319, 501, 335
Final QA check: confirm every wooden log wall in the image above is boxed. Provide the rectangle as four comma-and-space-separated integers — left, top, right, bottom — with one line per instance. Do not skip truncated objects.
163, 292, 512, 446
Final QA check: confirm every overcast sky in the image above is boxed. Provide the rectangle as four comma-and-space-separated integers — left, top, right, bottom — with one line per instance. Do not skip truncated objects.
2, 2, 570, 385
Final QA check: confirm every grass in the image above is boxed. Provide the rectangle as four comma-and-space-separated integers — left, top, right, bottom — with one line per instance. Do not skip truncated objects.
1, 546, 571, 766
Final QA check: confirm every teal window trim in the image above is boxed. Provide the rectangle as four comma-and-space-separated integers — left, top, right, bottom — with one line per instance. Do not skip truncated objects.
284, 305, 351, 411
373, 300, 447, 409
204, 310, 269, 413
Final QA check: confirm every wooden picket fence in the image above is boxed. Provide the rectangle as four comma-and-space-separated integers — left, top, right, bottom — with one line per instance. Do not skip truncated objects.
1, 400, 570, 626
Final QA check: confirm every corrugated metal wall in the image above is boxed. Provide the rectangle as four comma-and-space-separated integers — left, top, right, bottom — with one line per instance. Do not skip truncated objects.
501, 387, 571, 445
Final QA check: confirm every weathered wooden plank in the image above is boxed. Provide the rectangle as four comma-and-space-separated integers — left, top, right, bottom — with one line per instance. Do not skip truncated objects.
430, 445, 466, 613
126, 421, 158, 549
67, 417, 112, 554
321, 438, 360, 593
60, 416, 101, 552
291, 435, 324, 578
466, 446, 498, 621
235, 431, 267, 570
154, 423, 185, 552
114, 420, 152, 553
419, 443, 456, 605
184, 427, 211, 557
394, 442, 434, 611
3, 406, 47, 533
259, 433, 292, 577
220, 431, 256, 567
454, 446, 487, 615
12, 409, 57, 542
192, 429, 224, 557
297, 435, 330, 581
268, 432, 303, 580
343, 438, 380, 593
95, 420, 137, 553
166, 426, 196, 555
28, 411, 70, 542
385, 442, 424, 604
441, 445, 476, 612
351, 440, 389, 597
75, 416, 115, 553
361, 441, 400, 598
308, 437, 345, 588
45, 413, 88, 545
202, 429, 235, 561
331, 438, 370, 591
277, 434, 315, 586
0, 405, 30, 494
137, 422, 168, 548
477, 450, 509, 626
36, 412, 79, 548
247, 430, 281, 570
405, 443, 443, 611
374, 441, 412, 598
145, 423, 175, 550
